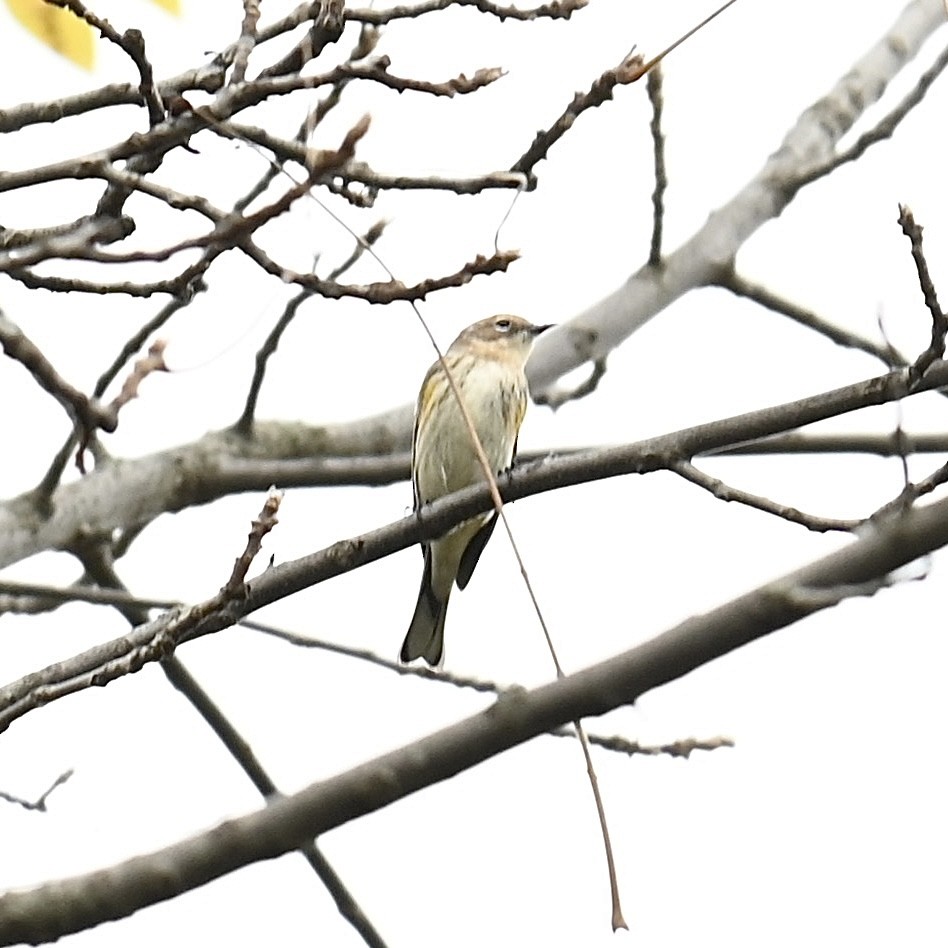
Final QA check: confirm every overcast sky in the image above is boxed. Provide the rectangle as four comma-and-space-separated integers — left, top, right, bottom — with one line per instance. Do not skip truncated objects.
2, 2, 947, 946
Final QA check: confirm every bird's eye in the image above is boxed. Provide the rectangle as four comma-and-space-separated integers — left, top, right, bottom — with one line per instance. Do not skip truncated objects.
495, 318, 512, 333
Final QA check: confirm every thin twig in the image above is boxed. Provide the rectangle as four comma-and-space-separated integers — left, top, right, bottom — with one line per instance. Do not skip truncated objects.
533, 356, 607, 409
671, 460, 859, 533
875, 314, 912, 490
235, 219, 388, 434
0, 769, 73, 812
717, 269, 909, 368
511, 0, 738, 185
871, 457, 948, 523
45, 0, 165, 125
647, 64, 666, 267
10, 359, 948, 732
709, 432, 948, 457
0, 309, 119, 442
71, 539, 389, 948
6, 484, 948, 942
250, 142, 628, 926
345, 0, 588, 25
245, 620, 731, 763
898, 204, 947, 385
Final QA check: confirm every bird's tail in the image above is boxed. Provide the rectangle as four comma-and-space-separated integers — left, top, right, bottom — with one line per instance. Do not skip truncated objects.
400, 550, 449, 666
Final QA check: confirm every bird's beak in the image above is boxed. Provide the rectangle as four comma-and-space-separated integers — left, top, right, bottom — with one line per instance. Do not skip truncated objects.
531, 323, 554, 336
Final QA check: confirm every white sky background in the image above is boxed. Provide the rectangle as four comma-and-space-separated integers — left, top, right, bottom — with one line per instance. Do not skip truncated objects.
1, 1, 948, 945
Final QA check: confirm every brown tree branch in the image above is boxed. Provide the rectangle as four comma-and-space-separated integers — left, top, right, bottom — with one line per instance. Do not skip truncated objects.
257, 0, 346, 80
344, 0, 588, 25
236, 219, 387, 434
526, 0, 947, 398
45, 0, 166, 125
68, 540, 391, 948
5, 358, 948, 731
2, 485, 947, 942
647, 64, 666, 267
0, 769, 73, 812
710, 431, 948, 457
0, 309, 119, 437
671, 460, 860, 533
716, 269, 909, 368
898, 204, 947, 384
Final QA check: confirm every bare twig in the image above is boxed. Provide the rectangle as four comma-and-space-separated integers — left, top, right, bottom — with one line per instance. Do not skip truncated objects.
871, 457, 948, 522
222, 488, 283, 597
70, 541, 389, 948
647, 64, 666, 267
258, 0, 346, 79
212, 57, 506, 107
0, 490, 284, 731
0, 217, 132, 271
0, 579, 177, 615
0, 316, 166, 477
254, 248, 521, 303
9, 253, 218, 298
236, 219, 387, 434
4, 484, 948, 942
0, 67, 225, 135
246, 619, 730, 760
246, 21, 377, 208
717, 269, 910, 368
511, 49, 646, 182
533, 356, 607, 409
0, 769, 73, 812
75, 339, 168, 472
5, 357, 948, 591
345, 0, 588, 25
710, 431, 948, 457
227, 127, 527, 194
527, 1, 945, 396
671, 460, 860, 533
553, 731, 734, 759
0, 309, 119, 438
898, 204, 947, 384
45, 0, 165, 125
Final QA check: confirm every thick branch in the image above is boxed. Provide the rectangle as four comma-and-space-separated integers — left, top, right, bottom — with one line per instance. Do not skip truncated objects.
525, 0, 946, 398
2, 358, 947, 573
2, 488, 947, 942
4, 359, 948, 729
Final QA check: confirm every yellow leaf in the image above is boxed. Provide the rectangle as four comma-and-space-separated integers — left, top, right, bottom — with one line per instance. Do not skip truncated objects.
147, 0, 181, 13
5, 0, 96, 69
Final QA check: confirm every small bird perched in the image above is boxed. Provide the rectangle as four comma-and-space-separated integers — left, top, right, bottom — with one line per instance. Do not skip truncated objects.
400, 314, 552, 666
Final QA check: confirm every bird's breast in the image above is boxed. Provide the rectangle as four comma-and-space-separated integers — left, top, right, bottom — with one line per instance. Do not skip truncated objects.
413, 361, 526, 504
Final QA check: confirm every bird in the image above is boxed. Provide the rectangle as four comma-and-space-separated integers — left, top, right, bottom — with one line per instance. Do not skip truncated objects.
400, 314, 552, 666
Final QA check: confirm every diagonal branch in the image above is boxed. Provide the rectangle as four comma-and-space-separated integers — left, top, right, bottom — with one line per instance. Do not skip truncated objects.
525, 0, 947, 398
0, 769, 73, 812
898, 204, 947, 384
70, 542, 390, 948
344, 0, 588, 25
2, 356, 948, 575
3, 486, 948, 942
0, 309, 121, 435
5, 359, 948, 730
671, 460, 860, 533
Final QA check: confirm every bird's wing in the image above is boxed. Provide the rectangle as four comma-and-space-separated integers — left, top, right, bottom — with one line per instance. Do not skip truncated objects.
455, 513, 498, 591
